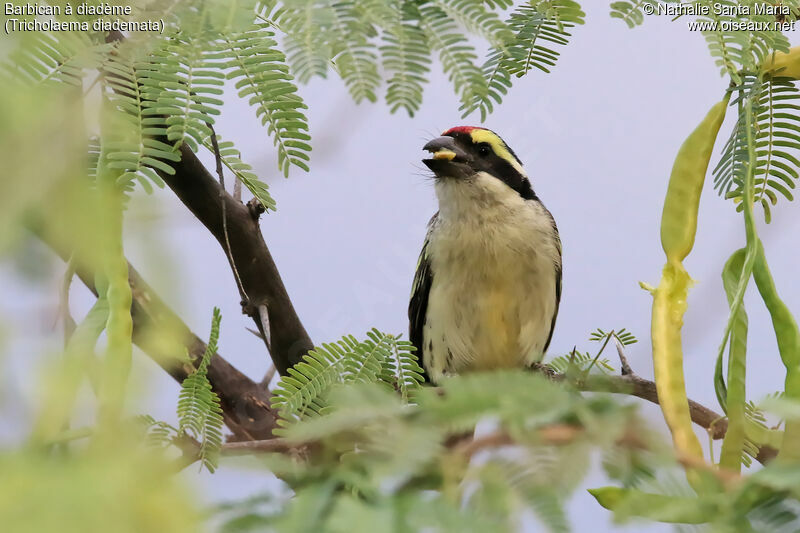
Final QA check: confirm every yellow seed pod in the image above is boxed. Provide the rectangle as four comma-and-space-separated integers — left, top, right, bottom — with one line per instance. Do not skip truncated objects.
761, 47, 800, 80
660, 99, 728, 262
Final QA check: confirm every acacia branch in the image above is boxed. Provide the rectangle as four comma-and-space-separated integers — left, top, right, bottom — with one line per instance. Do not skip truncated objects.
156, 141, 313, 378
33, 220, 279, 441
531, 363, 777, 463
105, 30, 314, 377
33, 191, 776, 462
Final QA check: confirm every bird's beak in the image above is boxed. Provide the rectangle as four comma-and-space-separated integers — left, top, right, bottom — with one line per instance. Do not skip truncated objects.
422, 136, 470, 178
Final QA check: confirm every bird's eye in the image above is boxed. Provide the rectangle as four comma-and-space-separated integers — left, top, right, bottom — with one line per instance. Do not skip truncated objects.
477, 143, 492, 157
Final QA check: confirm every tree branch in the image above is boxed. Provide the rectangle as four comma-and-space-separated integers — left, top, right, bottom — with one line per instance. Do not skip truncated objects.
33, 221, 279, 441
157, 144, 313, 377
34, 201, 776, 462
104, 29, 314, 377
531, 363, 777, 464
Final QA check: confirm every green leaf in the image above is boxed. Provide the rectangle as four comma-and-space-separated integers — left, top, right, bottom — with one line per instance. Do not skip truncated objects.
214, 23, 311, 177
202, 135, 277, 211
462, 0, 585, 119
609, 1, 656, 28
271, 329, 420, 432
177, 307, 224, 472
714, 76, 800, 223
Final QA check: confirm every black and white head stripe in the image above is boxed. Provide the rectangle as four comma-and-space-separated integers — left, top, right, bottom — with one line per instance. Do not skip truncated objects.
442, 126, 524, 169
440, 126, 535, 200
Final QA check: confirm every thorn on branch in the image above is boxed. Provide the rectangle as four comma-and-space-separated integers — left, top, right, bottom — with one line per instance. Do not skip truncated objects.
614, 337, 634, 376
258, 304, 272, 354
246, 327, 264, 340
261, 364, 276, 389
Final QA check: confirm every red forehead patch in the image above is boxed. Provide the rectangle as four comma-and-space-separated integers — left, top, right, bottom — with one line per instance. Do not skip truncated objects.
442, 126, 485, 136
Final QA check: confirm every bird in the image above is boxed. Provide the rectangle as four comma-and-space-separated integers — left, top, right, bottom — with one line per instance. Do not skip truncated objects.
409, 126, 562, 384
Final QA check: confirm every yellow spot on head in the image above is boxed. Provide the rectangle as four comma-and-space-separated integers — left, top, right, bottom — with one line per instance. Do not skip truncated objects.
433, 150, 456, 161
469, 129, 525, 175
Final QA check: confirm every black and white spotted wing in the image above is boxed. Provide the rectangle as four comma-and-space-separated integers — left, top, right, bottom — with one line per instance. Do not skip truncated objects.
408, 214, 437, 383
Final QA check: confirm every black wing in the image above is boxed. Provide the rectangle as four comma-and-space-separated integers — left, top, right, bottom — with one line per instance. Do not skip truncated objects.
408, 214, 437, 383
542, 210, 562, 353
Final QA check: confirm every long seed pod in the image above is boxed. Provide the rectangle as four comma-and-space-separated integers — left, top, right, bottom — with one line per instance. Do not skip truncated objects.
94, 144, 133, 433
660, 100, 728, 262
650, 98, 728, 485
718, 249, 748, 472
760, 47, 800, 79
753, 240, 800, 461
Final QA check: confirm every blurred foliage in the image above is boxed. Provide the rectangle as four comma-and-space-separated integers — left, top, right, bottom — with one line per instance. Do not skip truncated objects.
271, 329, 423, 430
176, 308, 225, 472
2, 0, 800, 532
0, 444, 201, 533
223, 372, 651, 533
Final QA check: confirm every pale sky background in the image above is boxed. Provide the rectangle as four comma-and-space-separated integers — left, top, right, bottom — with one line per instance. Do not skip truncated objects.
2, 4, 800, 532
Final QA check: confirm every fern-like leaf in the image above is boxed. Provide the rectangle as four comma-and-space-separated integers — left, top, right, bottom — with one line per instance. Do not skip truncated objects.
341, 329, 394, 384
177, 307, 224, 473
214, 23, 312, 176
699, 0, 790, 83
271, 329, 420, 432
329, 1, 382, 103
201, 135, 277, 211
271, 0, 335, 82
714, 76, 800, 222
463, 0, 585, 120
1, 32, 103, 87
589, 327, 637, 346
102, 42, 179, 190
419, 4, 489, 115
547, 350, 615, 375
271, 342, 348, 426
609, 1, 658, 28
380, 6, 432, 116
135, 414, 179, 449
147, 34, 225, 153
392, 338, 425, 401
431, 0, 512, 47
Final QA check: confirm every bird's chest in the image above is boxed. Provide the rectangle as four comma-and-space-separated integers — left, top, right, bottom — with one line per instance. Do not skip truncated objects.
423, 213, 556, 377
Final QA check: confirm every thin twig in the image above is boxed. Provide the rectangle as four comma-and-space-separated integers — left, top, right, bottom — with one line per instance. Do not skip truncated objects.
584, 332, 614, 376
221, 438, 301, 455
207, 122, 249, 304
